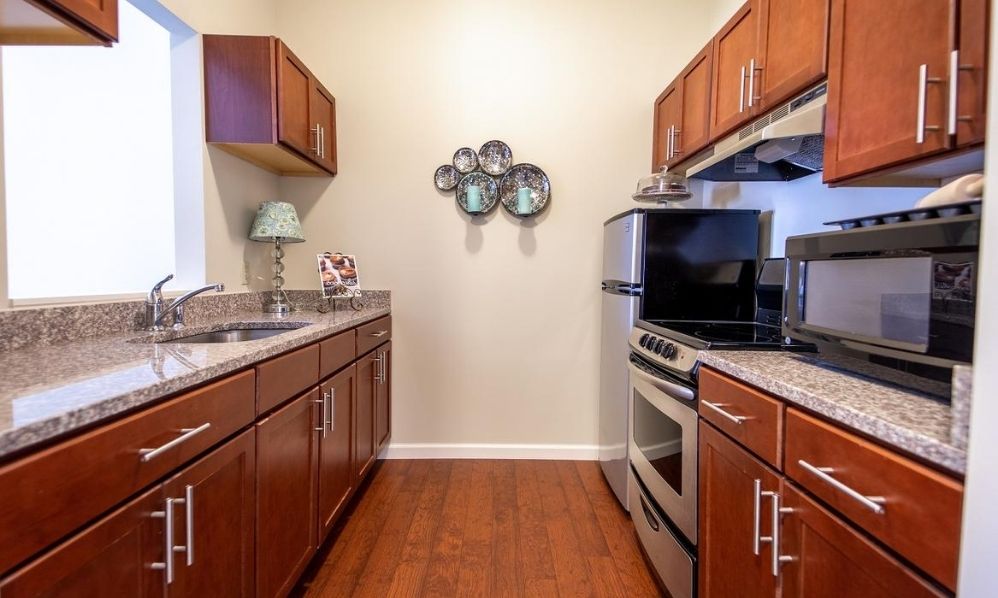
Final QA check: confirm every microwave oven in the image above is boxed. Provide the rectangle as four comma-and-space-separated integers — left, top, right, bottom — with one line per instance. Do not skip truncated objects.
784, 214, 978, 396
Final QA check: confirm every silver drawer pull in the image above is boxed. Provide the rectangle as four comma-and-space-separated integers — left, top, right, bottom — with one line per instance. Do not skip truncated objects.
139, 423, 211, 462
150, 498, 176, 583
701, 400, 748, 424
797, 459, 886, 514
752, 479, 772, 555
370, 330, 389, 337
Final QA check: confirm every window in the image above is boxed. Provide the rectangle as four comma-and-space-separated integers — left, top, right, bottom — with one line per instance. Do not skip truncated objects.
1, 0, 203, 303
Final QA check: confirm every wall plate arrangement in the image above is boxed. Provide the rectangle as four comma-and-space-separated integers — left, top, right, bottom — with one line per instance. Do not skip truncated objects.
434, 140, 551, 219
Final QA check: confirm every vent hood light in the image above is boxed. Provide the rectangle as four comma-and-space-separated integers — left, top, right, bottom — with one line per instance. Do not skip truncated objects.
684, 82, 828, 182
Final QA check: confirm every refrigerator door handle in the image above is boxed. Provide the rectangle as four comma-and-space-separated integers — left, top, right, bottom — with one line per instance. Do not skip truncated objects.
602, 280, 643, 296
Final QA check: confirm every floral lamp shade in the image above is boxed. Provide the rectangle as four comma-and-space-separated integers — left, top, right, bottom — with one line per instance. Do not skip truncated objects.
249, 201, 305, 242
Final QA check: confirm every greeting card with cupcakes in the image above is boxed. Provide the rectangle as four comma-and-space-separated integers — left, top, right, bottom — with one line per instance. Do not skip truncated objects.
317, 252, 361, 298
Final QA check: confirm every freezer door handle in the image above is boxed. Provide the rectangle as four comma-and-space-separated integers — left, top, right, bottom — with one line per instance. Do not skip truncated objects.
601, 280, 643, 296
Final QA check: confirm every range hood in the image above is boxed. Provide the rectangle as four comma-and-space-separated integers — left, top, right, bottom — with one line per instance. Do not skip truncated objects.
684, 82, 827, 182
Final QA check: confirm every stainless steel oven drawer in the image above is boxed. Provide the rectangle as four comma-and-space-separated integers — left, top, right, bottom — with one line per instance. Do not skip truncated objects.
629, 471, 694, 598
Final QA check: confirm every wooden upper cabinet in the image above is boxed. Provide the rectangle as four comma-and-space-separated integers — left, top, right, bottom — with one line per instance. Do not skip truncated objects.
956, 0, 989, 146
699, 421, 779, 598
0, 0, 117, 46
676, 41, 714, 163
780, 482, 946, 598
756, 0, 829, 111
163, 429, 256, 598
710, 1, 761, 139
203, 35, 338, 177
652, 82, 681, 171
823, 0, 956, 183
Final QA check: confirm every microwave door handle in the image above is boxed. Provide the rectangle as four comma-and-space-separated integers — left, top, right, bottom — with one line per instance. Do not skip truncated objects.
628, 362, 695, 402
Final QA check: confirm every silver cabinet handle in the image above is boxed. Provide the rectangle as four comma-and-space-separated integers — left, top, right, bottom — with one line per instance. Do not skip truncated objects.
150, 498, 176, 583
672, 127, 682, 156
916, 64, 943, 143
748, 58, 756, 108
763, 492, 794, 576
171, 485, 194, 566
701, 400, 748, 424
310, 124, 320, 155
379, 351, 387, 385
797, 459, 886, 514
948, 50, 959, 135
314, 395, 327, 437
666, 125, 673, 160
739, 65, 746, 113
752, 479, 772, 555
323, 390, 333, 431
370, 330, 389, 338
330, 388, 336, 432
374, 355, 384, 383
139, 423, 211, 462
320, 125, 326, 159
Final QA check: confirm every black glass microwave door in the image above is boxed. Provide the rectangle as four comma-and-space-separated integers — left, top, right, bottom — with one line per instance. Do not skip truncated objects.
641, 211, 760, 322
632, 388, 685, 496
803, 257, 932, 349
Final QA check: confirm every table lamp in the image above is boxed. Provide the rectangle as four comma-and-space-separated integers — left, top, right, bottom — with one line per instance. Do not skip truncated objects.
249, 201, 305, 315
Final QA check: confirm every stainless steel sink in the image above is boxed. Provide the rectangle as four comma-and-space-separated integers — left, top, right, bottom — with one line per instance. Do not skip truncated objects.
161, 327, 302, 344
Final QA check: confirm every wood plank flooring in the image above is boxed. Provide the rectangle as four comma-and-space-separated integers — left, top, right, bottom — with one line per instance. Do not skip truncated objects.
295, 460, 664, 598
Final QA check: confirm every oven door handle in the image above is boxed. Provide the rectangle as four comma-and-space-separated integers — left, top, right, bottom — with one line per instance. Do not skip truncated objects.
628, 361, 695, 402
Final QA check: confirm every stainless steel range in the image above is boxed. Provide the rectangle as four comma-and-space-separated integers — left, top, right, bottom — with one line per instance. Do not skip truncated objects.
627, 260, 810, 598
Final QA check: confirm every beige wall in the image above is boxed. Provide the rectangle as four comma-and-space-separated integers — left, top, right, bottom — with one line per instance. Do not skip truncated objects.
273, 0, 717, 453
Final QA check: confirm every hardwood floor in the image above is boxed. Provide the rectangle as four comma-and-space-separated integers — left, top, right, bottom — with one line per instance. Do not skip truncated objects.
295, 460, 663, 597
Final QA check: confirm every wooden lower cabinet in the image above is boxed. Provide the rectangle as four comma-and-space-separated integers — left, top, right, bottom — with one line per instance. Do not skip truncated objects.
256, 388, 320, 598
355, 351, 378, 482
0, 486, 163, 598
376, 342, 392, 452
163, 428, 256, 597
317, 365, 356, 542
780, 483, 945, 598
699, 421, 779, 598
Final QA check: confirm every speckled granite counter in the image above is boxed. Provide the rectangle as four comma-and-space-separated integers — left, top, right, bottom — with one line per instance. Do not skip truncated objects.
0, 296, 390, 460
700, 350, 967, 475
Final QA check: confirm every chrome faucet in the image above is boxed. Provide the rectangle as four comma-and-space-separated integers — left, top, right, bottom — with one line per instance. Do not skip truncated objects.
146, 274, 225, 331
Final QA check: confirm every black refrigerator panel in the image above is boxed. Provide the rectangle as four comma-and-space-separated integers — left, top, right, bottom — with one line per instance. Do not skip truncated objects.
641, 210, 760, 322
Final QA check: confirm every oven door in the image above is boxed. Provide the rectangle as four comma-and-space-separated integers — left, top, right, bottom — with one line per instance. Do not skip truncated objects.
628, 354, 698, 545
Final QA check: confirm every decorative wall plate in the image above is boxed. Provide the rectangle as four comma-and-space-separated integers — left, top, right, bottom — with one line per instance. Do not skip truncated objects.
478, 140, 513, 176
456, 172, 499, 214
434, 164, 460, 190
453, 147, 479, 174
499, 163, 550, 216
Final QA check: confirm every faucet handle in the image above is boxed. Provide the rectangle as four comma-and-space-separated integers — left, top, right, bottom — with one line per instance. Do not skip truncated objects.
147, 274, 174, 304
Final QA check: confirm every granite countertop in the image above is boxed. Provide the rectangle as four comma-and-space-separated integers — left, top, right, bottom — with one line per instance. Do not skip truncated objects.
0, 305, 390, 460
699, 350, 967, 475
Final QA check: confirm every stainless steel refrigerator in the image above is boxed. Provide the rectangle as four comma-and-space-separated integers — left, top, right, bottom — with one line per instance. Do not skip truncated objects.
599, 208, 760, 508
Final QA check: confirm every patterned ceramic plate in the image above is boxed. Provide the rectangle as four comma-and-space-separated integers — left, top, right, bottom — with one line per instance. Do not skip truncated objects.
453, 147, 479, 174
478, 140, 513, 176
434, 165, 460, 191
456, 172, 499, 214
499, 164, 550, 216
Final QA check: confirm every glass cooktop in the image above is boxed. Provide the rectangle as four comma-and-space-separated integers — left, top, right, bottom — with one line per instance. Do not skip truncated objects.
638, 319, 787, 349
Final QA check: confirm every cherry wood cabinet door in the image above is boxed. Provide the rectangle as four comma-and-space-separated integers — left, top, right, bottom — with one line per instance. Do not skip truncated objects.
652, 82, 681, 171
355, 352, 377, 483
956, 0, 989, 146
0, 486, 163, 598
317, 366, 355, 543
256, 388, 320, 598
699, 421, 779, 598
275, 40, 315, 160
376, 342, 392, 452
779, 482, 945, 598
43, 0, 118, 42
309, 80, 338, 174
677, 41, 714, 162
823, 0, 956, 182
756, 0, 829, 111
710, 1, 761, 139
163, 429, 255, 598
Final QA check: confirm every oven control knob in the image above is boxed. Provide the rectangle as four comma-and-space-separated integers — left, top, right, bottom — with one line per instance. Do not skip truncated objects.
654, 339, 666, 354
662, 343, 677, 358
639, 333, 650, 348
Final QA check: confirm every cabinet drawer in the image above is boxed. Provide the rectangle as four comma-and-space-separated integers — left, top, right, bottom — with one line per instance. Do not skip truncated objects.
356, 315, 392, 356
699, 368, 784, 469
785, 408, 963, 590
256, 344, 320, 414
0, 370, 256, 576
319, 329, 356, 379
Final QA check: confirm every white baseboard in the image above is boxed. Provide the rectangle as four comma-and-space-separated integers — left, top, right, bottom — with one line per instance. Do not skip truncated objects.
381, 443, 599, 460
